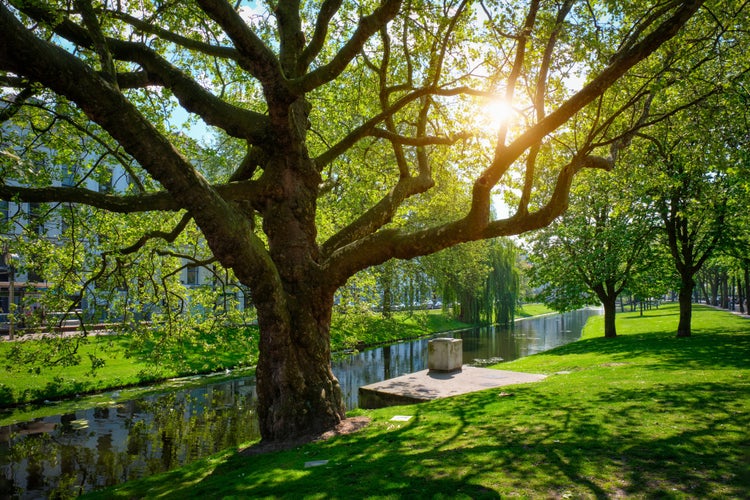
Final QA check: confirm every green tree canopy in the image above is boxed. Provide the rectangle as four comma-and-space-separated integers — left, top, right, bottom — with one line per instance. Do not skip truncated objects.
0, 0, 725, 441
527, 165, 660, 338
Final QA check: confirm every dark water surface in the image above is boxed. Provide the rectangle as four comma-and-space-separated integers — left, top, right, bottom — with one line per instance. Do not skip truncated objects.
1, 308, 600, 498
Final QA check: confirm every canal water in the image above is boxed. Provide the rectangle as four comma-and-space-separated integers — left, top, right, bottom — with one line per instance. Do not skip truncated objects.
0, 308, 600, 499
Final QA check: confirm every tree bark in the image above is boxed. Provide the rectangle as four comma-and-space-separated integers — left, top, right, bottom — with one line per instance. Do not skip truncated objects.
249, 113, 351, 440
255, 289, 345, 441
592, 284, 618, 338
602, 294, 618, 338
677, 276, 694, 337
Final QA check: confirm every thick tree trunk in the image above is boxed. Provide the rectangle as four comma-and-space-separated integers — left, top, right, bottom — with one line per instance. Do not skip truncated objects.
677, 276, 694, 337
593, 284, 617, 338
255, 291, 345, 441
251, 132, 347, 442
602, 295, 617, 338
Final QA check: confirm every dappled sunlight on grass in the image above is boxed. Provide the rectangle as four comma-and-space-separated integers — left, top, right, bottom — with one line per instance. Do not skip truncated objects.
86, 303, 750, 499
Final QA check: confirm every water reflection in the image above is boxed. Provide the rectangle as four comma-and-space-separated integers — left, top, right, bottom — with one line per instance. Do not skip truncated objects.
334, 308, 600, 407
1, 308, 599, 499
1, 378, 258, 499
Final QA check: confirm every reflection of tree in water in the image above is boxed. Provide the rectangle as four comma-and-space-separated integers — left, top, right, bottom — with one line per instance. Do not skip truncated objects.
3, 379, 258, 498
6, 422, 55, 497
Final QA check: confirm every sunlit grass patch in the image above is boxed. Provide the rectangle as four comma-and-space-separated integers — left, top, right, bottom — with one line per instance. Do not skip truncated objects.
85, 303, 750, 499
516, 302, 556, 317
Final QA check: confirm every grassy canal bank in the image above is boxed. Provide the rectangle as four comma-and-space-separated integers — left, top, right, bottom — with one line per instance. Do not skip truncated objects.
0, 308, 481, 408
86, 303, 750, 499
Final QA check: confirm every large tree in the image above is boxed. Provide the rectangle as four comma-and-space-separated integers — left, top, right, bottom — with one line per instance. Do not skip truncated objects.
0, 0, 715, 441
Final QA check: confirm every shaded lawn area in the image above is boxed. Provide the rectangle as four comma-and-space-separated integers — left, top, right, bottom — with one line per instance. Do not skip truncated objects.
86, 303, 750, 499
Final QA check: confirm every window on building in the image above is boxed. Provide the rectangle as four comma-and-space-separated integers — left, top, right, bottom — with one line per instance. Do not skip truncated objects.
61, 170, 76, 187
28, 202, 45, 235
186, 265, 199, 286
28, 268, 44, 283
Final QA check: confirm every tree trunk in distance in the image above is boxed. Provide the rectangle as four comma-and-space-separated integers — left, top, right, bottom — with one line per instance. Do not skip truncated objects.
602, 295, 618, 338
738, 273, 745, 313
676, 277, 694, 337
593, 284, 617, 338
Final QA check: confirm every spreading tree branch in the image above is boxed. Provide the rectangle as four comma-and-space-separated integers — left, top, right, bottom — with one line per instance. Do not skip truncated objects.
298, 0, 343, 74
108, 9, 241, 60
0, 179, 274, 214
291, 0, 403, 94
119, 212, 193, 255
8, 1, 269, 143
323, 0, 705, 284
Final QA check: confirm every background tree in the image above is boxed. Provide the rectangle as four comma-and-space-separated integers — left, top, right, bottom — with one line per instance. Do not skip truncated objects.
0, 0, 720, 441
642, 98, 737, 337
484, 239, 520, 326
527, 165, 658, 338
425, 238, 519, 324
719, 71, 750, 313
426, 240, 490, 323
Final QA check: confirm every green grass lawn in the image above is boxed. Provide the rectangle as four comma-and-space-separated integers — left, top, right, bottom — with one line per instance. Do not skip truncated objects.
0, 310, 474, 408
330, 308, 473, 351
516, 302, 556, 318
86, 303, 750, 499
0, 326, 259, 408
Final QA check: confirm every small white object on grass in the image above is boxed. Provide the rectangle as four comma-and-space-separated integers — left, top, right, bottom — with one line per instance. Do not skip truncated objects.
390, 415, 413, 422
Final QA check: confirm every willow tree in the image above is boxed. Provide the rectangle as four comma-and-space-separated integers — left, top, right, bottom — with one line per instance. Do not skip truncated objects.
0, 0, 710, 441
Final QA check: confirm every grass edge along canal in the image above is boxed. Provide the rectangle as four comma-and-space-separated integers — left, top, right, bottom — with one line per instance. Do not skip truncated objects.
0, 309, 481, 411
85, 303, 750, 499
0, 305, 547, 411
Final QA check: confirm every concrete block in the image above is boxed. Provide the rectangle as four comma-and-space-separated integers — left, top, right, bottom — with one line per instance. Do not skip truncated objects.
428, 338, 462, 372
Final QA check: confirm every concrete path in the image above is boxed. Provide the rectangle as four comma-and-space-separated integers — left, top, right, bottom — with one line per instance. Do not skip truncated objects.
358, 366, 546, 409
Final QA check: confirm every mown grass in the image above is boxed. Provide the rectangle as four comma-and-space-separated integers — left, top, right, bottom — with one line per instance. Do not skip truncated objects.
86, 303, 750, 499
516, 302, 556, 318
330, 308, 472, 351
0, 326, 258, 408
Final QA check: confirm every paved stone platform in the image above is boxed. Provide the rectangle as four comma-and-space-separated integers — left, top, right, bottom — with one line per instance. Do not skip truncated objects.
358, 366, 547, 409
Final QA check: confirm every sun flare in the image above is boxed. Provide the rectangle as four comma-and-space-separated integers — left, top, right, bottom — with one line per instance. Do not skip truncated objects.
482, 98, 514, 129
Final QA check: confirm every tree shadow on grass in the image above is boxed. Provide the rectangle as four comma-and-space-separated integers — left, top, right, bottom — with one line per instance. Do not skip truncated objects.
112, 375, 750, 499
544, 329, 750, 371
620, 311, 678, 319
